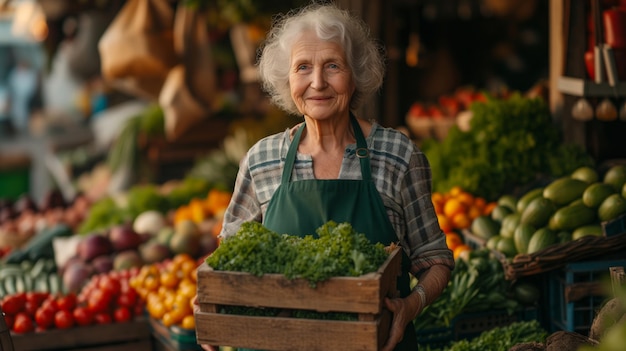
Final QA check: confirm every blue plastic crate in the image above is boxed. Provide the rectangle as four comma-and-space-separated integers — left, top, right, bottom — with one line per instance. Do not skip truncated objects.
547, 259, 626, 335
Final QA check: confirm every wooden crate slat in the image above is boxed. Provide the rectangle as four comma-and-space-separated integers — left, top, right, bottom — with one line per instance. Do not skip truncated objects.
11, 318, 151, 351
197, 247, 401, 314
195, 311, 389, 351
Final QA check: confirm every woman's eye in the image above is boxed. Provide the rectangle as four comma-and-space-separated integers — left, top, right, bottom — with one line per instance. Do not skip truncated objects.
328, 63, 339, 69
297, 64, 309, 71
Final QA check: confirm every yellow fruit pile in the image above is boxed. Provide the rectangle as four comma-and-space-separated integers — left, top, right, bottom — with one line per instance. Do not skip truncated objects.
129, 253, 199, 330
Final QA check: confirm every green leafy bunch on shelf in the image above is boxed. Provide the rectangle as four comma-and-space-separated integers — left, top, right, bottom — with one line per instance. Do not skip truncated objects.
423, 93, 594, 201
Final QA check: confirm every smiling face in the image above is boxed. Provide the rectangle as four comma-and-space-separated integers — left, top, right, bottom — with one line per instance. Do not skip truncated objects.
288, 31, 355, 121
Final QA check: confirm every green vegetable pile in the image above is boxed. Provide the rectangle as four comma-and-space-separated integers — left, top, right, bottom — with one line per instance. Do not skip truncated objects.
78, 177, 214, 234
443, 320, 547, 351
205, 221, 389, 287
423, 93, 594, 201
414, 249, 520, 331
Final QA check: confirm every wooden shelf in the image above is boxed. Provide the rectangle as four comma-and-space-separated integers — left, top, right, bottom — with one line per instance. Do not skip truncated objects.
558, 76, 626, 97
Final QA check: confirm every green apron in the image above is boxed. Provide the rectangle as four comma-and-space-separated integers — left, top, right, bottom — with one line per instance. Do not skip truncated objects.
255, 116, 417, 351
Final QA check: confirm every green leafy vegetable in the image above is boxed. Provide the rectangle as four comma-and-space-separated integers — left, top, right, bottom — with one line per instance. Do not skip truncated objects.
422, 93, 594, 201
205, 221, 389, 287
444, 320, 547, 351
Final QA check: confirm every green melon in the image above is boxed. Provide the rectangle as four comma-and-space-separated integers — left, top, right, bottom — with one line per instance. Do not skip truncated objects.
527, 228, 558, 254
491, 204, 514, 223
496, 236, 517, 257
598, 194, 626, 222
582, 182, 616, 208
500, 213, 522, 239
571, 166, 599, 184
513, 223, 536, 254
497, 194, 518, 212
603, 164, 626, 192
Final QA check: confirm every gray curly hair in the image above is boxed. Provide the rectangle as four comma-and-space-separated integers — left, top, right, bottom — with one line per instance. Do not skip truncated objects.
257, 3, 386, 116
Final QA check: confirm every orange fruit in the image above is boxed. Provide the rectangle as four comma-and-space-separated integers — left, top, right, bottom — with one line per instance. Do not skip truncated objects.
483, 202, 498, 216
160, 271, 180, 289
181, 315, 196, 330
451, 212, 471, 230
445, 232, 463, 250
467, 205, 483, 220
453, 244, 472, 260
443, 198, 467, 219
437, 214, 453, 233
449, 186, 463, 197
456, 192, 474, 206
474, 197, 487, 211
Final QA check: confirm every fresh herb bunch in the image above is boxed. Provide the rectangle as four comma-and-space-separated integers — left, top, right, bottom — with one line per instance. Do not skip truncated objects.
205, 221, 389, 286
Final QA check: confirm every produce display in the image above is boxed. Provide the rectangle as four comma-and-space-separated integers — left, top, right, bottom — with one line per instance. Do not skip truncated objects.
442, 320, 547, 351
130, 253, 199, 330
469, 164, 626, 260
413, 248, 527, 332
1, 267, 141, 334
422, 93, 594, 201
2, 88, 626, 350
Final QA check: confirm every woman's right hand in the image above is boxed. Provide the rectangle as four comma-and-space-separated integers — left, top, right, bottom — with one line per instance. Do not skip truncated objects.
193, 295, 220, 351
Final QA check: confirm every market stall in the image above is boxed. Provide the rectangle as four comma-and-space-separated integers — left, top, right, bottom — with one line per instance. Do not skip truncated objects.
2, 0, 626, 351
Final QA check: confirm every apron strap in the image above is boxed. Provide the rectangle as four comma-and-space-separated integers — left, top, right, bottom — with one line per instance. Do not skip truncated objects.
281, 115, 372, 184
282, 123, 306, 184
350, 114, 372, 181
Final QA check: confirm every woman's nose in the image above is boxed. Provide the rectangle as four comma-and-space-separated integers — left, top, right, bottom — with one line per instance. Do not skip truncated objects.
310, 68, 327, 90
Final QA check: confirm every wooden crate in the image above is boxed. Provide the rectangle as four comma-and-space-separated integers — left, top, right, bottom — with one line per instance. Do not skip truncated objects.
195, 247, 402, 351
10, 318, 152, 351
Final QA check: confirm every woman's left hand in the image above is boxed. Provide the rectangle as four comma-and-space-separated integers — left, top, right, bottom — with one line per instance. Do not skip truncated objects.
380, 294, 422, 351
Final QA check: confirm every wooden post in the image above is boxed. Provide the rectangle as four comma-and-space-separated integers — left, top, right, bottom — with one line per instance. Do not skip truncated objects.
610, 266, 625, 297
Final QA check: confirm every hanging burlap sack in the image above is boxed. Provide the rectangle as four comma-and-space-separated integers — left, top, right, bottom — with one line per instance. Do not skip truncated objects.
98, 0, 177, 99
160, 4, 217, 140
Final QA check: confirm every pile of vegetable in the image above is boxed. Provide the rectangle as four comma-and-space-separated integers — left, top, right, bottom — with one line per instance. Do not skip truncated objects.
471, 164, 626, 260
205, 221, 389, 287
422, 93, 594, 201
414, 249, 522, 331
442, 320, 547, 351
78, 178, 215, 234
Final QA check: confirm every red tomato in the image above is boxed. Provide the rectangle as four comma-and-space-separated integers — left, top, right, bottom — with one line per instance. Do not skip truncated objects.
98, 275, 121, 296
23, 300, 39, 317
26, 292, 49, 306
34, 307, 56, 329
56, 293, 77, 311
12, 312, 34, 333
87, 289, 112, 313
41, 295, 58, 311
72, 306, 94, 326
2, 294, 26, 315
113, 306, 132, 323
54, 309, 75, 329
116, 289, 137, 309
93, 312, 112, 325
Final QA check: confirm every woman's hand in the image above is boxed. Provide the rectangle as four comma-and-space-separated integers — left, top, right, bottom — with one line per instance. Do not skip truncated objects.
380, 293, 423, 351
192, 295, 219, 351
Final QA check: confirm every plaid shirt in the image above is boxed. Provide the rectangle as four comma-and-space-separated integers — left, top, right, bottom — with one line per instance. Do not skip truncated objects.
220, 122, 455, 274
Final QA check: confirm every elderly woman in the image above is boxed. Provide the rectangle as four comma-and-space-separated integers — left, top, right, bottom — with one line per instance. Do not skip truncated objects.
208, 3, 454, 351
